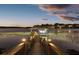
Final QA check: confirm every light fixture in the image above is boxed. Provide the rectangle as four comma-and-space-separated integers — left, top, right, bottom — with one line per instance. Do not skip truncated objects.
48, 39, 52, 42
22, 38, 26, 42
39, 29, 47, 34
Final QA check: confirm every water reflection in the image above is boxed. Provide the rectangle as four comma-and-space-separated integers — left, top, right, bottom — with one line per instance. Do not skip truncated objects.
0, 29, 79, 54
0, 32, 29, 53
48, 29, 79, 54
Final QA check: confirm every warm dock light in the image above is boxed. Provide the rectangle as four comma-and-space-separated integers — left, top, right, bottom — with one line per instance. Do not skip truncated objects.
68, 30, 71, 33
22, 38, 26, 42
48, 39, 52, 42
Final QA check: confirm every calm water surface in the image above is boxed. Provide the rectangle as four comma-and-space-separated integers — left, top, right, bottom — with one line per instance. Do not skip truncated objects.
0, 28, 79, 54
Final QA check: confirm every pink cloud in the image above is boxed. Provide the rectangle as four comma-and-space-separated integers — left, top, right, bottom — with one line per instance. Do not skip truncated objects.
38, 4, 79, 21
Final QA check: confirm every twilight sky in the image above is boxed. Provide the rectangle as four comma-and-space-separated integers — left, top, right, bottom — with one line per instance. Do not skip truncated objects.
0, 4, 79, 27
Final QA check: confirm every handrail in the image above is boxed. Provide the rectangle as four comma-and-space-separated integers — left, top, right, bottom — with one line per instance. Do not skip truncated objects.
41, 37, 64, 55
48, 42, 63, 55
1, 42, 25, 55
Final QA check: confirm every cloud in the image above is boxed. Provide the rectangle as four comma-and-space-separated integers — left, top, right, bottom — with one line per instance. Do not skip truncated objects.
38, 4, 79, 21
60, 16, 79, 21
39, 4, 70, 11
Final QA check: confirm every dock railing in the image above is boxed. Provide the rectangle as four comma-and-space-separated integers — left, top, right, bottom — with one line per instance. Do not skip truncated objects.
41, 37, 64, 55
1, 38, 27, 55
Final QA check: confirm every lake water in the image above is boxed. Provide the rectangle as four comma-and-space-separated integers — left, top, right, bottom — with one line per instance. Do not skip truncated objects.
0, 28, 79, 54
48, 28, 79, 54
0, 32, 30, 52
